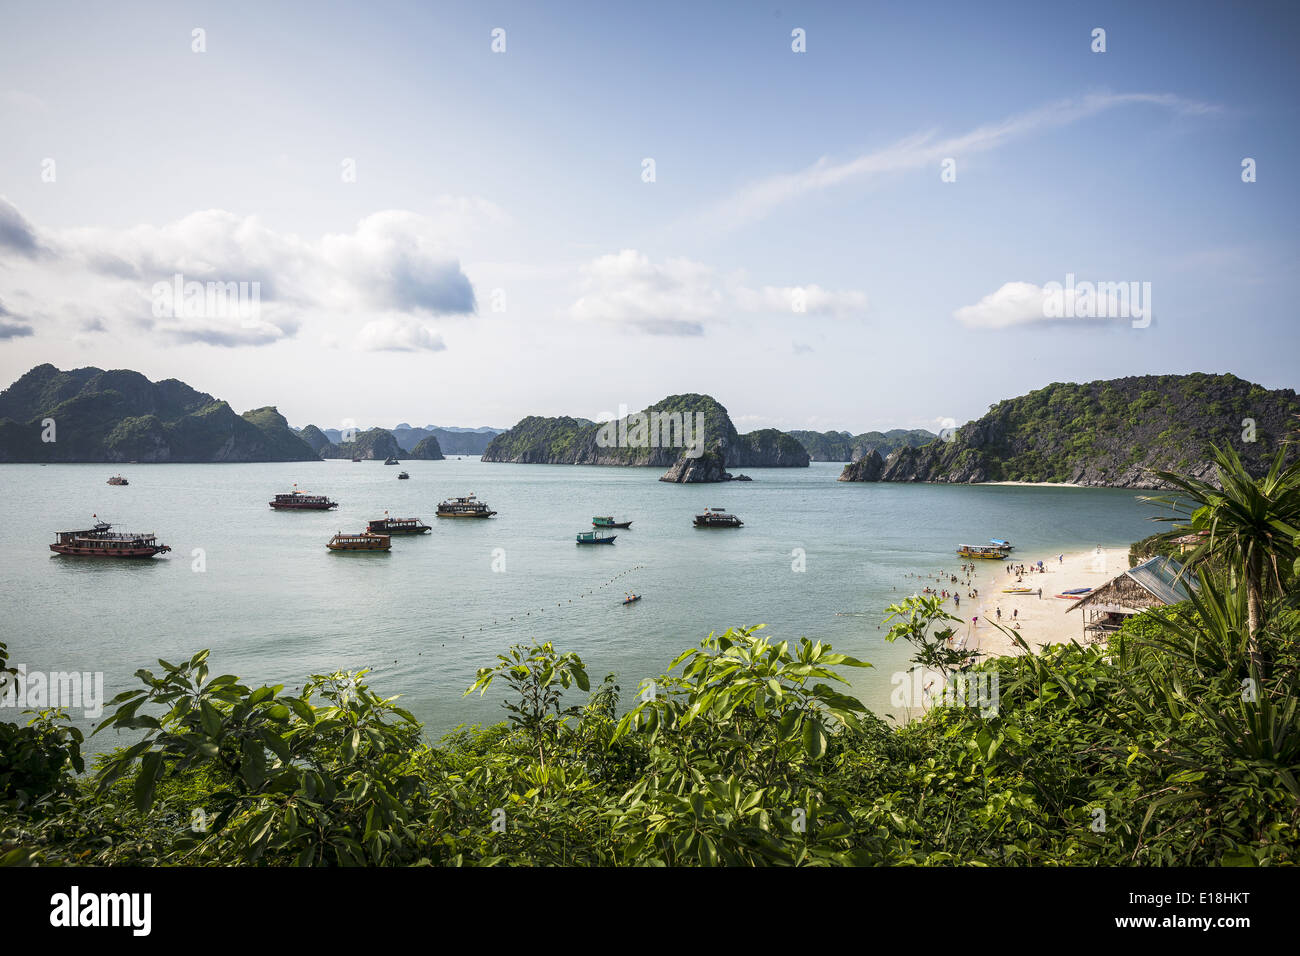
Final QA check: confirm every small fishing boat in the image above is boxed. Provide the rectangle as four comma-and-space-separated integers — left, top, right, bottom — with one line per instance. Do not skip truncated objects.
367, 515, 430, 535
694, 508, 743, 528
1001, 586, 1035, 594
623, 594, 641, 605
436, 494, 496, 518
592, 516, 632, 529
958, 545, 1009, 560
576, 531, 617, 545
107, 475, 129, 486
269, 484, 338, 510
384, 456, 400, 465
50, 518, 170, 558
327, 532, 391, 552
397, 471, 410, 479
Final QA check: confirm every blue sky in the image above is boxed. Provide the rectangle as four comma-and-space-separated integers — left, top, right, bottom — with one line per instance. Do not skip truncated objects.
0, 0, 1296, 433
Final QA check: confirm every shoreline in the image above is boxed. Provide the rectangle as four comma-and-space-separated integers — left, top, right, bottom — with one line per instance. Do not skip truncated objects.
898, 544, 1131, 663
978, 480, 1084, 488
963, 545, 1129, 658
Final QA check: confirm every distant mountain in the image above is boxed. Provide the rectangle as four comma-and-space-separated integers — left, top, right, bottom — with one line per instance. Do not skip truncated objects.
0, 364, 317, 462
841, 373, 1300, 488
787, 428, 935, 462
390, 425, 502, 456
481, 394, 810, 472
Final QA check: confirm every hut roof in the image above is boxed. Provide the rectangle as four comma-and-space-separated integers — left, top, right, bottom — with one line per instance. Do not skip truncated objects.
1069, 556, 1196, 613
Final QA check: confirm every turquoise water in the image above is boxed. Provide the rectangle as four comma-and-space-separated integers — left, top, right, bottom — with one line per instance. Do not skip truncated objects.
0, 460, 1157, 753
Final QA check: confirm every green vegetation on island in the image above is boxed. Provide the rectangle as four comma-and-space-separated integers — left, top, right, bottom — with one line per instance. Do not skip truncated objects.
842, 373, 1300, 487
481, 393, 810, 470
0, 364, 317, 463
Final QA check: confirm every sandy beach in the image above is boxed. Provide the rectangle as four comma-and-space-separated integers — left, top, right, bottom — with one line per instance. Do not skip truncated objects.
898, 544, 1131, 661
963, 546, 1129, 657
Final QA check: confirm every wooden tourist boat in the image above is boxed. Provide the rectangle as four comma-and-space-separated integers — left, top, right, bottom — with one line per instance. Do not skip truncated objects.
327, 532, 391, 552
592, 516, 632, 529
990, 538, 1014, 551
367, 515, 430, 535
694, 508, 743, 528
269, 485, 338, 510
106, 475, 128, 486
957, 544, 1009, 560
50, 519, 170, 558
436, 494, 496, 518
576, 531, 617, 545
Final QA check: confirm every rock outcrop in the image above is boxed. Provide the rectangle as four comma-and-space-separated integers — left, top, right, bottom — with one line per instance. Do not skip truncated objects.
408, 435, 446, 460
837, 449, 884, 481
659, 450, 732, 483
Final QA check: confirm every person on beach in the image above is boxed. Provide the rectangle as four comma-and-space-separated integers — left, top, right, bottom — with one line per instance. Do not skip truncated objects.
1038, 587, 1042, 599
996, 607, 1001, 620
1013, 608, 1018, 620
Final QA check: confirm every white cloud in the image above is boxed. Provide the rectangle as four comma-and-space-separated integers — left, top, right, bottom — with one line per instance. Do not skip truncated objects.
356, 318, 447, 352
0, 198, 498, 348
954, 281, 1055, 329
955, 279, 1151, 329
567, 249, 868, 335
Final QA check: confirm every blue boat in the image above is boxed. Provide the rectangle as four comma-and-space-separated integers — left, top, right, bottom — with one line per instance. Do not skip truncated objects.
576, 531, 617, 545
990, 538, 1013, 550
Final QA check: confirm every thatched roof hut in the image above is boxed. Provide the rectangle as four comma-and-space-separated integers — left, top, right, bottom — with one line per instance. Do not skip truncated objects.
1068, 556, 1197, 642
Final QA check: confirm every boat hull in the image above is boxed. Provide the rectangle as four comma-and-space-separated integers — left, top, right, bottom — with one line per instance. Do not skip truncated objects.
436, 511, 496, 518
270, 502, 337, 510
50, 544, 169, 558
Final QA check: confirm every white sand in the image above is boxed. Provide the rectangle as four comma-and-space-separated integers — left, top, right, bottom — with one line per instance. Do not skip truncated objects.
956, 546, 1130, 658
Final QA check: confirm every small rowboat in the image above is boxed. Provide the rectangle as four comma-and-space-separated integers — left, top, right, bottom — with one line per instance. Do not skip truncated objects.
623, 594, 641, 605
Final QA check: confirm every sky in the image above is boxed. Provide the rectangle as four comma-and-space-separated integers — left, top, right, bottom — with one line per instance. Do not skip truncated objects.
0, 0, 1297, 434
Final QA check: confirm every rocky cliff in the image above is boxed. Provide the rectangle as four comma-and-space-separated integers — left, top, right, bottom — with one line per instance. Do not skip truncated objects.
842, 374, 1300, 488
837, 449, 884, 481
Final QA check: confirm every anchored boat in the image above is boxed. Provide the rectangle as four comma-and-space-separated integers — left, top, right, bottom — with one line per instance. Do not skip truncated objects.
269, 485, 338, 510
397, 471, 410, 479
694, 508, 743, 528
367, 515, 430, 535
957, 544, 1009, 560
327, 532, 391, 552
592, 516, 632, 529
50, 519, 170, 558
576, 530, 617, 544
990, 538, 1014, 551
384, 456, 400, 465
436, 494, 496, 518
107, 475, 128, 486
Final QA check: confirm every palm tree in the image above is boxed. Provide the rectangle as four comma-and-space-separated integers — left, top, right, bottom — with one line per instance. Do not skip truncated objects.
1143, 444, 1300, 661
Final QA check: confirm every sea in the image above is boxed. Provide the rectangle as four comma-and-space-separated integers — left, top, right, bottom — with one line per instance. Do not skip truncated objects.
0, 459, 1157, 756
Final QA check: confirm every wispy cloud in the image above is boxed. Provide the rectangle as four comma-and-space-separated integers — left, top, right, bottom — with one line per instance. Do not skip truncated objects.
567, 249, 868, 336
699, 92, 1218, 231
